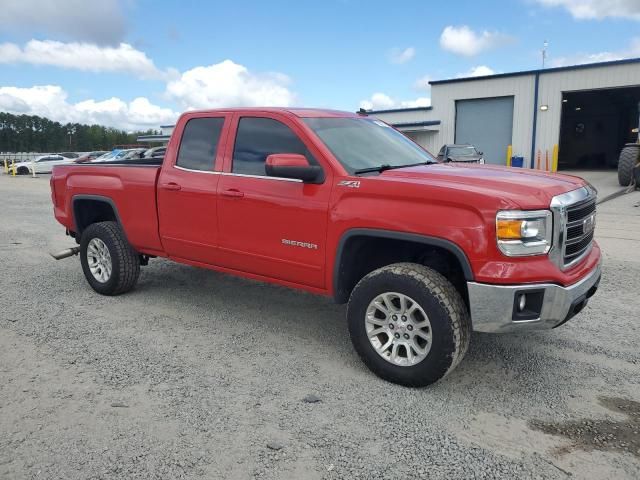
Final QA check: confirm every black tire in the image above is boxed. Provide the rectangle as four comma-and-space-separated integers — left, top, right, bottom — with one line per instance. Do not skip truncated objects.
17, 166, 30, 175
618, 145, 639, 187
347, 263, 471, 387
80, 221, 140, 295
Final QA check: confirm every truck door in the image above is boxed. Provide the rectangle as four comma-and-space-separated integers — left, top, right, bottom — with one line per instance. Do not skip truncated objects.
157, 114, 230, 264
216, 114, 332, 289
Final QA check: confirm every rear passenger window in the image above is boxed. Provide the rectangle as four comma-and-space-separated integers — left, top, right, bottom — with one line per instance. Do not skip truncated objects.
232, 117, 314, 176
176, 117, 225, 171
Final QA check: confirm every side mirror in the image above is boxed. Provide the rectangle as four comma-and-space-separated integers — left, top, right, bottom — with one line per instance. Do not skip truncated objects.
265, 154, 324, 183
478, 151, 483, 156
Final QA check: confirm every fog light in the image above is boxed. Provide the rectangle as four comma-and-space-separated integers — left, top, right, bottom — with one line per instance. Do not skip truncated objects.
517, 294, 526, 312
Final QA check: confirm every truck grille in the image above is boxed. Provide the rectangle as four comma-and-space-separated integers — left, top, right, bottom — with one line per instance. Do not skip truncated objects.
563, 197, 596, 266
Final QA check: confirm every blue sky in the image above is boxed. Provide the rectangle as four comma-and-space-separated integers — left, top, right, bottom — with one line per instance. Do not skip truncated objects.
0, 0, 639, 130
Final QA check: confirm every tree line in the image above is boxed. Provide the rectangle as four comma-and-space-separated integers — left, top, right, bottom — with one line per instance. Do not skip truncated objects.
0, 111, 158, 153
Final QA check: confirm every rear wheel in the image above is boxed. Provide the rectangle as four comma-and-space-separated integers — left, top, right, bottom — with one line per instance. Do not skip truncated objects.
80, 221, 140, 295
347, 263, 470, 387
17, 166, 30, 175
618, 144, 639, 186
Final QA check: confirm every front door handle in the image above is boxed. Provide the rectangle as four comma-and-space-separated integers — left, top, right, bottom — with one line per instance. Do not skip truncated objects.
160, 182, 181, 191
221, 189, 244, 198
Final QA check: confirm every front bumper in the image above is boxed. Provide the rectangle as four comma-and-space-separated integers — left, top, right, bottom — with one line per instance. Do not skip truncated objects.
468, 261, 602, 333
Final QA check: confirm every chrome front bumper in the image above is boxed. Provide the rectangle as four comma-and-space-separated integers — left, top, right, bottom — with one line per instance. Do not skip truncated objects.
468, 261, 602, 333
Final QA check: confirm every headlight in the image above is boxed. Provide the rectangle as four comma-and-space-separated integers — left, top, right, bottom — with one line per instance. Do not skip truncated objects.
479, 157, 485, 164
496, 210, 552, 256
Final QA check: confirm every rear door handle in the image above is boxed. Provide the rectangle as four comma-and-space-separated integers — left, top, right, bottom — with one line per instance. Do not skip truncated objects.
221, 189, 244, 198
160, 182, 181, 191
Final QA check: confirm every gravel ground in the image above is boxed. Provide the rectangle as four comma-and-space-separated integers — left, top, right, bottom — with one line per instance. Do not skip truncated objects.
1, 174, 639, 479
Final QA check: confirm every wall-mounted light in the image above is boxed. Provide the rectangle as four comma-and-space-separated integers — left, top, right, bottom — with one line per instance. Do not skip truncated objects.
562, 99, 568, 103
575, 107, 581, 111
540, 105, 549, 111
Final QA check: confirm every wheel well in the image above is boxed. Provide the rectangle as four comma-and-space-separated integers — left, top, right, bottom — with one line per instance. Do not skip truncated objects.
73, 198, 118, 237
334, 233, 471, 306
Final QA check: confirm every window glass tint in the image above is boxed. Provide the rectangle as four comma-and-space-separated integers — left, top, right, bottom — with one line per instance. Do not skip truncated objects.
176, 117, 225, 171
232, 117, 314, 176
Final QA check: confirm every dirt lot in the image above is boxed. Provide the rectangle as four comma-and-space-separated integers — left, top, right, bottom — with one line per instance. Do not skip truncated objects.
1, 174, 639, 479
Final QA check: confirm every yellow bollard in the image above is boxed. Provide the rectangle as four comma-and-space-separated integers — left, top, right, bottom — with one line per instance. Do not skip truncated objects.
10, 159, 16, 176
506, 145, 512, 167
552, 144, 559, 172
3, 159, 8, 174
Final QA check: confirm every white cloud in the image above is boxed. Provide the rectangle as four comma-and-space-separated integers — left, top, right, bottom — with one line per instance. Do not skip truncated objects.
0, 85, 177, 131
456, 65, 496, 78
0, 0, 126, 44
440, 25, 511, 56
0, 40, 165, 80
413, 75, 432, 91
388, 47, 416, 64
359, 92, 431, 111
551, 37, 640, 66
165, 60, 295, 110
534, 0, 640, 20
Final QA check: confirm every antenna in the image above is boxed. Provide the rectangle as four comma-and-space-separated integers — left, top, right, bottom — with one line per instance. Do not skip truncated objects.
542, 40, 548, 68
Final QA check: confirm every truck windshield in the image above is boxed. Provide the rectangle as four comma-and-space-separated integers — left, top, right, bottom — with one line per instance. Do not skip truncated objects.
303, 117, 436, 174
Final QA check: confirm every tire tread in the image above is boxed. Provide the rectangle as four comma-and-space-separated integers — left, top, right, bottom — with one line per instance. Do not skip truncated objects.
348, 262, 471, 386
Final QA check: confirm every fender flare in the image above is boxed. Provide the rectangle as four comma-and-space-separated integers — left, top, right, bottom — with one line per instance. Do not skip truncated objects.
72, 194, 123, 236
332, 228, 474, 303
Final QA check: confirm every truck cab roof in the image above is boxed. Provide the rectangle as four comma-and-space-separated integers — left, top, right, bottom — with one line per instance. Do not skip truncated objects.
181, 107, 359, 118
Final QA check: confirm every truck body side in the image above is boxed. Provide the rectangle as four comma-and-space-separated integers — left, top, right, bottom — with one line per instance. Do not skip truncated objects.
51, 107, 600, 323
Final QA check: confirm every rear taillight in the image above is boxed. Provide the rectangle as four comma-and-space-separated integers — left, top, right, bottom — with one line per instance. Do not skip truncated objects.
50, 175, 57, 206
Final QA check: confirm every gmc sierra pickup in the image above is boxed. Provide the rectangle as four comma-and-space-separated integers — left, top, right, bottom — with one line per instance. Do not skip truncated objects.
50, 108, 601, 387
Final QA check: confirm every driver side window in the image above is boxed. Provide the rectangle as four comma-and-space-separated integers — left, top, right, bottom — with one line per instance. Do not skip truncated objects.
232, 117, 315, 176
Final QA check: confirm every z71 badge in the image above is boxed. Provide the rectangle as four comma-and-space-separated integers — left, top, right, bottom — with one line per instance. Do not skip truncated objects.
337, 180, 361, 188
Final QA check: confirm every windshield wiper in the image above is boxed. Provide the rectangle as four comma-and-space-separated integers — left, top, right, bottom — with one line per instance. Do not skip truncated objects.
354, 161, 432, 175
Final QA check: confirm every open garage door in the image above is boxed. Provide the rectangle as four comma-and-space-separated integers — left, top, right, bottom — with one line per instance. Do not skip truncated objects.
559, 86, 640, 170
455, 96, 514, 165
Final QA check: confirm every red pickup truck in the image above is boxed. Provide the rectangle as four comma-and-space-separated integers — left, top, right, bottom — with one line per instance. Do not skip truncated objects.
50, 108, 601, 387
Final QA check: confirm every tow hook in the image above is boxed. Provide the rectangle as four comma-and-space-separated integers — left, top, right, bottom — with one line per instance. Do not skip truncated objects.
50, 246, 80, 260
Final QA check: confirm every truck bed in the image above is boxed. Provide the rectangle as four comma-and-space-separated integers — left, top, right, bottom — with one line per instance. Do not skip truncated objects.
51, 162, 164, 254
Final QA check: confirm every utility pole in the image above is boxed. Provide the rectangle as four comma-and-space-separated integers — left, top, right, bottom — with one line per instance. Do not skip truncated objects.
542, 40, 548, 68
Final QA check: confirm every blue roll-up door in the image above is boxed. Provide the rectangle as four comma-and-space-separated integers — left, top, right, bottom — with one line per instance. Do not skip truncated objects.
455, 96, 514, 165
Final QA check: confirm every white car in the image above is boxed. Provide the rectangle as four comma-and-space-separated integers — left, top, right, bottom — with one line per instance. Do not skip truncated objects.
14, 154, 76, 174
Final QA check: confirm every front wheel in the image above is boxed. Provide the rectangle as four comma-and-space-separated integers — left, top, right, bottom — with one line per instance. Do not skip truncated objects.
80, 221, 140, 295
347, 263, 470, 387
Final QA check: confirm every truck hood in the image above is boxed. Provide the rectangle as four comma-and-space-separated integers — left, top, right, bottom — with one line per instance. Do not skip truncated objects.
377, 163, 586, 209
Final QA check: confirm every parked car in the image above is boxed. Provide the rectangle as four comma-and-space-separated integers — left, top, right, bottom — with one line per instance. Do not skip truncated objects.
436, 144, 485, 164
143, 146, 166, 158
14, 154, 75, 174
121, 148, 147, 160
59, 152, 80, 159
90, 149, 127, 162
50, 108, 601, 387
75, 151, 109, 163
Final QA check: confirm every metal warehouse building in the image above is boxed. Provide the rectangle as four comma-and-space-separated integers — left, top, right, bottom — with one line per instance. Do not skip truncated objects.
369, 58, 640, 170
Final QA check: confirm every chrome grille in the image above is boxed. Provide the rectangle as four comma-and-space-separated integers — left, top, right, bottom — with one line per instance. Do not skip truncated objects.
549, 186, 597, 270
563, 197, 596, 266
